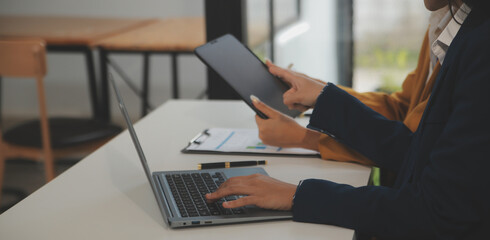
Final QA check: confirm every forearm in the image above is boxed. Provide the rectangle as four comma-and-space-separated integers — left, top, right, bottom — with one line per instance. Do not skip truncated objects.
298, 128, 320, 151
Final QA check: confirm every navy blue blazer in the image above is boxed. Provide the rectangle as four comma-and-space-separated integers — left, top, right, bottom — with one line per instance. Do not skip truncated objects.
292, 7, 490, 240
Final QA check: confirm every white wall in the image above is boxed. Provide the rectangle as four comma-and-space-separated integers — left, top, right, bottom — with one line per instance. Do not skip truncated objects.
0, 0, 206, 123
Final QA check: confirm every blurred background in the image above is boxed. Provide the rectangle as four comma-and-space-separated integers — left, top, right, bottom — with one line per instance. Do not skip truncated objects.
0, 0, 429, 212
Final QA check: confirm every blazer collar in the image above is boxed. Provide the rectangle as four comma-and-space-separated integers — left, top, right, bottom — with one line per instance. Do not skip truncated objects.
418, 7, 488, 127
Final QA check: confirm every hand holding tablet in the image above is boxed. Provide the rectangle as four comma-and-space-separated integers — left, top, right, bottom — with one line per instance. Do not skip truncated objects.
194, 34, 301, 119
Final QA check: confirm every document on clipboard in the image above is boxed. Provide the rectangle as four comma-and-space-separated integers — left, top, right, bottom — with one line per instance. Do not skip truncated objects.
182, 128, 320, 157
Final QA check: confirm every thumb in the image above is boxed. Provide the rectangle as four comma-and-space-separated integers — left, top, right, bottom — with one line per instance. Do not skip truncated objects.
267, 63, 293, 85
250, 95, 280, 118
265, 58, 274, 67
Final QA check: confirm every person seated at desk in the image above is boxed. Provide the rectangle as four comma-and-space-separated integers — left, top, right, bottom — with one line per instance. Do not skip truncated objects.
206, 0, 490, 239
252, 4, 458, 167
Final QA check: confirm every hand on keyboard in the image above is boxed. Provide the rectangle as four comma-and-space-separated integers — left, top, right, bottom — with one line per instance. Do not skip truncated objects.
205, 173, 296, 211
166, 172, 246, 217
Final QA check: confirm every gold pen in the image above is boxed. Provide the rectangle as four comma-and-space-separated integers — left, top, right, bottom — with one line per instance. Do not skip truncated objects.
198, 160, 267, 170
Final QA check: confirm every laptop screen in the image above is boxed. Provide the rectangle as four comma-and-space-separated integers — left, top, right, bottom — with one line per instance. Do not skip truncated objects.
108, 72, 157, 189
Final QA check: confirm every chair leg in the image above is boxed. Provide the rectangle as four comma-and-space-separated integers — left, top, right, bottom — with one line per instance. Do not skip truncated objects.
171, 53, 179, 99
36, 77, 55, 181
0, 143, 5, 201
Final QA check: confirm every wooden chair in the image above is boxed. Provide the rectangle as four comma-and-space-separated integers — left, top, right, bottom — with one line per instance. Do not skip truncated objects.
0, 38, 120, 201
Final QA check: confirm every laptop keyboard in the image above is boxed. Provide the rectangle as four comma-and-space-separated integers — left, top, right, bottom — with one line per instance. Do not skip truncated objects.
165, 172, 245, 217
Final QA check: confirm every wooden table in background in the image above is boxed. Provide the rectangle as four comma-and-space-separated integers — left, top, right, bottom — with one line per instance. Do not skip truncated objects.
0, 16, 156, 119
94, 18, 206, 118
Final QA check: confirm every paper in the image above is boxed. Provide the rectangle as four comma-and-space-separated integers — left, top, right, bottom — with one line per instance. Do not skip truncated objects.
184, 128, 319, 156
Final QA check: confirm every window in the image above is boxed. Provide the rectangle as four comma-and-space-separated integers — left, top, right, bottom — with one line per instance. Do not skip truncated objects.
353, 0, 429, 93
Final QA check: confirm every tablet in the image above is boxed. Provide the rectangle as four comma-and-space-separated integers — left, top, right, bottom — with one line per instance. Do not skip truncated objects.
194, 34, 301, 118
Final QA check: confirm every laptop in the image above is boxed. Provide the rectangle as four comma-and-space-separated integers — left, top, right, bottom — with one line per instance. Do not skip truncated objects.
194, 34, 301, 119
108, 73, 292, 228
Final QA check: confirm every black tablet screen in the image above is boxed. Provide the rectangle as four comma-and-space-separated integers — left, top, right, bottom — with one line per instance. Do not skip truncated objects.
194, 34, 301, 119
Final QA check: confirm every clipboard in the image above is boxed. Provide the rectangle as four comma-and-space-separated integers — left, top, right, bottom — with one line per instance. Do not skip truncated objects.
182, 128, 320, 157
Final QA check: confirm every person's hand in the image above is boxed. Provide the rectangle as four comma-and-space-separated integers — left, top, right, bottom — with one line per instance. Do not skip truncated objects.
251, 95, 320, 151
205, 173, 297, 211
266, 60, 325, 111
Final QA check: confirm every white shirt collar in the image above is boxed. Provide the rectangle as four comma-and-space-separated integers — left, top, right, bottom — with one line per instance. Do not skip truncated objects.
431, 3, 471, 66
428, 6, 450, 49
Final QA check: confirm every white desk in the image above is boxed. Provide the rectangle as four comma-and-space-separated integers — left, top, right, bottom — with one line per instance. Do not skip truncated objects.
0, 100, 370, 240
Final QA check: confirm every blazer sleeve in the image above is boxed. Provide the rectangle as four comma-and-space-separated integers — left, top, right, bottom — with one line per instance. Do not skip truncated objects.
293, 25, 490, 239
315, 74, 417, 166
308, 83, 413, 172
316, 75, 418, 166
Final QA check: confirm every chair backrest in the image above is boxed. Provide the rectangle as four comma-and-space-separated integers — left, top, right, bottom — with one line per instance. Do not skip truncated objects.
0, 38, 47, 78
0, 38, 54, 181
